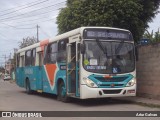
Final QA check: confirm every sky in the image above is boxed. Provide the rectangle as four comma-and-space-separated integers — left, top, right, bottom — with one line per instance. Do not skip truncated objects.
0, 0, 159, 66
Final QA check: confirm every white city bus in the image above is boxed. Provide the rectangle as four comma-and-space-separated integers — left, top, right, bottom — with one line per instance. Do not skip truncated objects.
16, 27, 137, 102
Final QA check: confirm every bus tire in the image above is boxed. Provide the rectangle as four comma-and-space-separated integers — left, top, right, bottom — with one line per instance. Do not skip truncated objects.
57, 82, 70, 102
26, 79, 32, 94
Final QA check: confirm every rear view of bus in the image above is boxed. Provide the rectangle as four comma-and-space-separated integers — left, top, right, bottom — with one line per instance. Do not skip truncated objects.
79, 27, 136, 99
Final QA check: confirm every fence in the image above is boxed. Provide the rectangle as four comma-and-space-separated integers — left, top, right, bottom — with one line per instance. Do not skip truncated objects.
136, 43, 160, 100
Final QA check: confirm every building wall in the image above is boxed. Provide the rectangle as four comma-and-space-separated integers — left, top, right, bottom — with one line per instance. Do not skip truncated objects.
136, 43, 160, 100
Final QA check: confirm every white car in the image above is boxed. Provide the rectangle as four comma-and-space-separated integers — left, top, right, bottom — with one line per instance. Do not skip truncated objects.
3, 74, 11, 81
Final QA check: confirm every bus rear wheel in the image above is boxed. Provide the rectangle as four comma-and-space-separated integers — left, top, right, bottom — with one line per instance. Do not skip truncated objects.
26, 79, 32, 94
57, 82, 70, 102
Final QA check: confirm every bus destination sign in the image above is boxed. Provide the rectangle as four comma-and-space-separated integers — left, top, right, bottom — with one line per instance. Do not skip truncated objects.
83, 29, 133, 41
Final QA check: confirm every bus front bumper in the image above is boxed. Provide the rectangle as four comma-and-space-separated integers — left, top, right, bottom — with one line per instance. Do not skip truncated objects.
80, 84, 136, 99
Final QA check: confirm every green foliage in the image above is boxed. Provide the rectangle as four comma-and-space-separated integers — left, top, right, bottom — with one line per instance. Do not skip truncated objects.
143, 29, 160, 43
56, 0, 160, 42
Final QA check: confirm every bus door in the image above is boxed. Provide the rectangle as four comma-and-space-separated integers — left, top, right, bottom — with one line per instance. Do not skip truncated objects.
66, 39, 80, 97
36, 51, 43, 91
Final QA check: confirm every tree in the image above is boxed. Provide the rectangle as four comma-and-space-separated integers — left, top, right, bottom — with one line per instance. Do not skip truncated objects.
143, 30, 154, 41
0, 66, 5, 73
19, 36, 38, 48
56, 0, 160, 42
143, 29, 160, 43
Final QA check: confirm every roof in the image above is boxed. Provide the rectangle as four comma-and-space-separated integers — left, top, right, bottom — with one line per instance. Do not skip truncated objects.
17, 26, 130, 53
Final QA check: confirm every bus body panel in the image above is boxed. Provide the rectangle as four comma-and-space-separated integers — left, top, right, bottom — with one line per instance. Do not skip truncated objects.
80, 84, 136, 99
16, 67, 25, 88
80, 69, 136, 99
16, 63, 67, 95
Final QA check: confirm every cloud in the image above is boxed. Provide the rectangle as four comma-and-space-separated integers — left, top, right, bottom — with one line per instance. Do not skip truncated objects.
0, 0, 66, 65
148, 8, 160, 32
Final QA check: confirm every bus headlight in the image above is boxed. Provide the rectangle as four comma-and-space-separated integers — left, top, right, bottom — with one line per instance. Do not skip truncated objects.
83, 77, 98, 88
126, 78, 136, 87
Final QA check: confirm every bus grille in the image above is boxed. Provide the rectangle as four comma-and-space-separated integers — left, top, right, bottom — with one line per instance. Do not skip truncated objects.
103, 89, 122, 94
95, 76, 128, 82
100, 84, 124, 87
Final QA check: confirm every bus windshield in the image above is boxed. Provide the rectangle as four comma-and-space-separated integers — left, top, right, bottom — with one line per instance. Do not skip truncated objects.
83, 40, 135, 74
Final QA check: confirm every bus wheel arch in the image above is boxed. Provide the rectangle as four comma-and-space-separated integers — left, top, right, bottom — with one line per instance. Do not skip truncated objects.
57, 78, 70, 102
25, 78, 32, 94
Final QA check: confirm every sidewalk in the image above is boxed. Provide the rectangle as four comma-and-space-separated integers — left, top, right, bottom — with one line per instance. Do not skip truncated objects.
114, 96, 160, 108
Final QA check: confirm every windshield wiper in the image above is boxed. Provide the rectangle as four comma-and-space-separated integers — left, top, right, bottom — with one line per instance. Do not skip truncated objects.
115, 40, 124, 54
96, 38, 107, 54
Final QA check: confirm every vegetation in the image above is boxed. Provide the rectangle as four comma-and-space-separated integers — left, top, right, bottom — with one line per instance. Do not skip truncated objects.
57, 0, 160, 42
19, 36, 38, 48
0, 67, 5, 73
143, 29, 160, 43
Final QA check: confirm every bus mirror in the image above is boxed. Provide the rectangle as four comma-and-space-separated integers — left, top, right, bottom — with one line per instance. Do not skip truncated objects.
80, 44, 86, 54
135, 46, 139, 61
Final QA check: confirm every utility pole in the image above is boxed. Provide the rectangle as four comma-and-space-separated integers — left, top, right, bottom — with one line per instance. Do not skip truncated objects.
9, 53, 11, 75
4, 55, 6, 74
37, 25, 40, 42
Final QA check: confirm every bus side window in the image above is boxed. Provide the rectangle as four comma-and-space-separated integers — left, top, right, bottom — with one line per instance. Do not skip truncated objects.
31, 49, 36, 66
50, 43, 57, 63
44, 42, 57, 64
57, 39, 68, 62
25, 50, 32, 66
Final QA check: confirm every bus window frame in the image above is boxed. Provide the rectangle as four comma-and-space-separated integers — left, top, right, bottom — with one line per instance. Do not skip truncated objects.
44, 42, 58, 64
57, 39, 68, 63
31, 48, 36, 66
25, 50, 32, 66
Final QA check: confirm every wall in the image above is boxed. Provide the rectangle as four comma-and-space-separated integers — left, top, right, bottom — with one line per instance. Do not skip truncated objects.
136, 43, 160, 100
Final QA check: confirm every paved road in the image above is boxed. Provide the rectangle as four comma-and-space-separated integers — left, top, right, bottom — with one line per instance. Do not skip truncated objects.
0, 79, 159, 120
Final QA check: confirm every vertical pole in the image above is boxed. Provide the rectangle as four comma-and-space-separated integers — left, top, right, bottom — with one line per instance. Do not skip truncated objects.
9, 53, 11, 75
37, 25, 40, 42
4, 55, 6, 74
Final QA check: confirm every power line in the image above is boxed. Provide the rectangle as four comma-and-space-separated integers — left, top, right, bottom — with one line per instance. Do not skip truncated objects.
5, 18, 56, 27
40, 27, 51, 38
0, 1, 66, 22
0, 0, 49, 13
0, 8, 60, 23
0, 0, 49, 17
1, 23, 36, 29
0, 32, 19, 42
0, 9, 59, 28
2, 16, 55, 26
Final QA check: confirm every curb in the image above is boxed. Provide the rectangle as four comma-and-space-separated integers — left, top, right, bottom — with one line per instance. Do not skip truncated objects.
113, 98, 160, 108
134, 101, 160, 108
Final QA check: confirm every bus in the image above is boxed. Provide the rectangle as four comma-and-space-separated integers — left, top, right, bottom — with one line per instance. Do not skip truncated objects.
16, 27, 137, 102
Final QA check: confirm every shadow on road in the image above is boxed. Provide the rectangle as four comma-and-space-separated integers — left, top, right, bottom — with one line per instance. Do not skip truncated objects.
20, 90, 133, 107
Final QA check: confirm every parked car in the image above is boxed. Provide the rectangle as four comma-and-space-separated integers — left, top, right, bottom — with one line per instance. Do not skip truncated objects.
3, 74, 11, 81
138, 38, 151, 45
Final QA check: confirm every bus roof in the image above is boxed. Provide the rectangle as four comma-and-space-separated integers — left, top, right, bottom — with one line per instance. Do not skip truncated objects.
17, 26, 130, 53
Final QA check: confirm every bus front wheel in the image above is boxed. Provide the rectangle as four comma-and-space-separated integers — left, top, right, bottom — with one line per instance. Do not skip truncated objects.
57, 82, 70, 102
